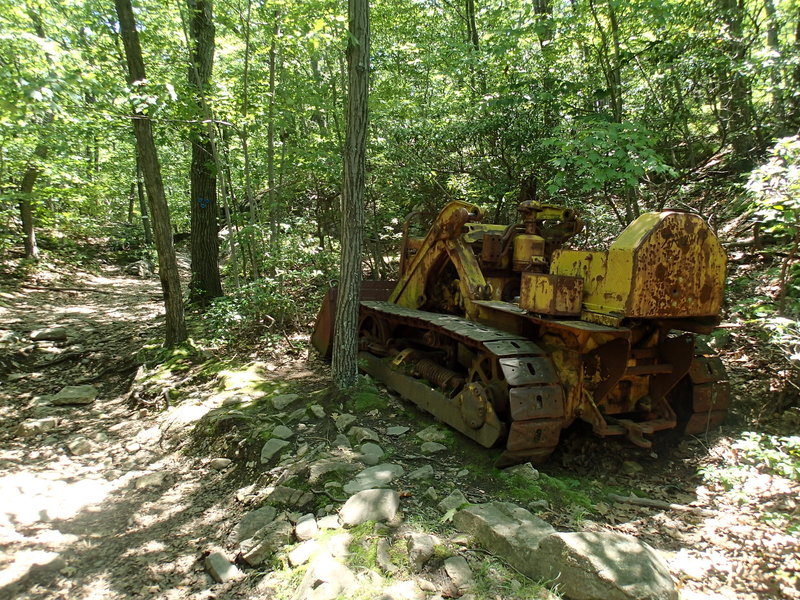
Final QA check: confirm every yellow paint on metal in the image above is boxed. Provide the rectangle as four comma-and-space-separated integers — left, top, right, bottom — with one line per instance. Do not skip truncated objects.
550, 211, 726, 319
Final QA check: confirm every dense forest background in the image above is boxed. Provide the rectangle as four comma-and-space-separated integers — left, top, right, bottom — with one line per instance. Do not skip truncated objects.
2, 0, 800, 365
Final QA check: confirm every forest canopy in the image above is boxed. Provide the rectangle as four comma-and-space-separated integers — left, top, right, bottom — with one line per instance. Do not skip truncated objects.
1, 0, 799, 331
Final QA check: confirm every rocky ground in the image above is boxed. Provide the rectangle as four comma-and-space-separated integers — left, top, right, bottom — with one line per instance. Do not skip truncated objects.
0, 260, 798, 600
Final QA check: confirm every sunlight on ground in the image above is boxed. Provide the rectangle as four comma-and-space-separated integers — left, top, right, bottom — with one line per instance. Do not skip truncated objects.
0, 471, 113, 526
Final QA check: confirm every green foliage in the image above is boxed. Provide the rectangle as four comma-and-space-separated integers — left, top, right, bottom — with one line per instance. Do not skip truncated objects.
346, 377, 387, 413
497, 469, 597, 511
733, 432, 800, 481
546, 120, 676, 198
747, 136, 800, 246
204, 233, 337, 345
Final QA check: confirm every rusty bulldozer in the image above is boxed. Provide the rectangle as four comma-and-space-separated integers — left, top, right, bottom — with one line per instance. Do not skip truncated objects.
312, 200, 729, 464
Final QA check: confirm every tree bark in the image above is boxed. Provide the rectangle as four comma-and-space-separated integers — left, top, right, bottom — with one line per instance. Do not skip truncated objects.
18, 138, 48, 260
332, 0, 369, 389
136, 156, 153, 245
717, 0, 755, 162
186, 0, 223, 305
115, 0, 187, 346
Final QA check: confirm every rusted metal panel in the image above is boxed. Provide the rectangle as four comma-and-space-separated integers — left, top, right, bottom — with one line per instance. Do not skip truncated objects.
499, 356, 557, 386
506, 418, 562, 450
310, 282, 396, 358
692, 381, 731, 412
684, 410, 727, 435
688, 355, 727, 385
509, 385, 565, 420
519, 273, 583, 316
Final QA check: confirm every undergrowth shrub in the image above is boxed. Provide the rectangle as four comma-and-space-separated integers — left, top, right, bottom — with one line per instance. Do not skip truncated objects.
204, 236, 338, 346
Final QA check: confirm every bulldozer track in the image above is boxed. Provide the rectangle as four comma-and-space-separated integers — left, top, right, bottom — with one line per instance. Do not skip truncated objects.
359, 301, 565, 464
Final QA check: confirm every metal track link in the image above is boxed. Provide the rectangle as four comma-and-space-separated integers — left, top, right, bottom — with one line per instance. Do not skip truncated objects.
360, 301, 565, 464
683, 354, 730, 435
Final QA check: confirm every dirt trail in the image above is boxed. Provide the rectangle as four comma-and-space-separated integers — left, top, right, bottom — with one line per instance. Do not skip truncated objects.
0, 264, 239, 600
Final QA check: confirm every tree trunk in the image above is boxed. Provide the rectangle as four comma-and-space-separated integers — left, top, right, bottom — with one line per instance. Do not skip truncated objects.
717, 0, 754, 162
186, 0, 223, 305
115, 0, 187, 346
136, 157, 153, 245
18, 139, 48, 260
332, 0, 370, 389
789, 6, 800, 128
267, 14, 281, 254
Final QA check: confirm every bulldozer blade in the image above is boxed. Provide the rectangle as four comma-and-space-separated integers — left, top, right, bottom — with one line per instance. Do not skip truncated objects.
311, 281, 396, 358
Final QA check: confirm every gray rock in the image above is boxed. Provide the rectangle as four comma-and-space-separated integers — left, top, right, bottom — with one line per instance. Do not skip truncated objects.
335, 413, 357, 432
452, 502, 555, 577
235, 506, 278, 542
67, 436, 94, 456
423, 487, 439, 501
288, 539, 321, 566
438, 490, 469, 514
349, 426, 380, 443
51, 385, 98, 406
381, 580, 426, 600
504, 462, 540, 482
535, 532, 678, 600
272, 425, 294, 440
266, 485, 302, 505
260, 438, 291, 463
416, 425, 448, 443
317, 515, 341, 530
272, 393, 300, 410
344, 463, 405, 494
376, 538, 398, 573
407, 532, 439, 571
30, 327, 68, 342
622, 460, 644, 475
386, 425, 410, 436
287, 407, 307, 422
209, 458, 232, 471
204, 551, 241, 583
420, 441, 447, 454
290, 553, 356, 600
359, 442, 385, 466
309, 404, 326, 419
444, 556, 474, 592
240, 518, 294, 566
340, 489, 400, 526
15, 417, 58, 438
124, 260, 153, 277
308, 459, 360, 483
295, 513, 319, 541
134, 472, 166, 489
334, 433, 351, 449
408, 465, 434, 481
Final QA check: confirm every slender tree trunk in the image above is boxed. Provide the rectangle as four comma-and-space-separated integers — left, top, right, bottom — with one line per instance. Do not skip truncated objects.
267, 14, 281, 253
717, 0, 754, 161
186, 0, 223, 305
18, 137, 49, 260
332, 0, 370, 389
239, 0, 261, 278
136, 157, 152, 245
789, 7, 800, 128
115, 0, 187, 346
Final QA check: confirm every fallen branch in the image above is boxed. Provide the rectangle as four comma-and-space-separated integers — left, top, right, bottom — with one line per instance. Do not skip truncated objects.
20, 284, 113, 295
608, 493, 716, 517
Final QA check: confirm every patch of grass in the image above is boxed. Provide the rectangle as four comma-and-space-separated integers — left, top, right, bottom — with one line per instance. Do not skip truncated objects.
497, 470, 609, 512
346, 521, 379, 570
346, 377, 388, 413
469, 553, 560, 599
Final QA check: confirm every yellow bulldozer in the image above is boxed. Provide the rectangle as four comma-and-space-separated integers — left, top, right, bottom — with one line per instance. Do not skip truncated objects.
312, 200, 729, 464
